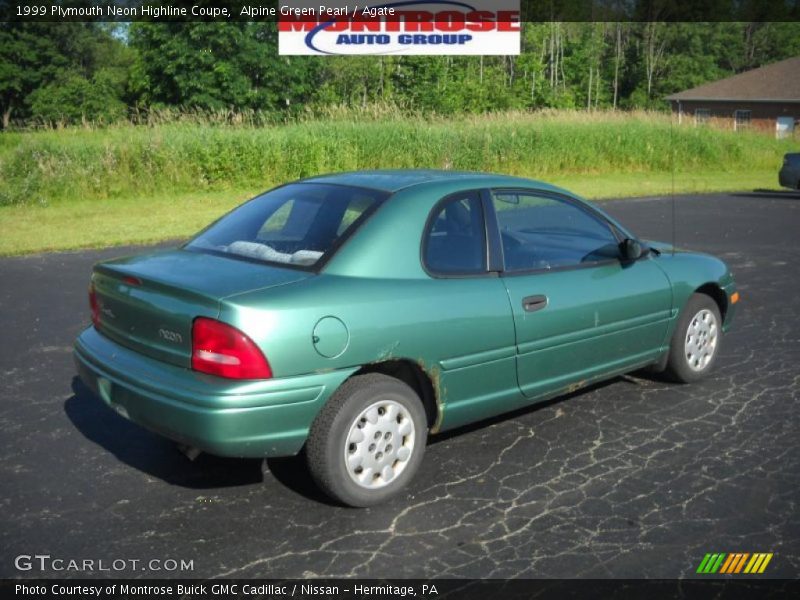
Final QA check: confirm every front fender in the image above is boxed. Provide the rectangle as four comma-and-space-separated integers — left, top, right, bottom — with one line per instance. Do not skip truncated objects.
650, 246, 737, 335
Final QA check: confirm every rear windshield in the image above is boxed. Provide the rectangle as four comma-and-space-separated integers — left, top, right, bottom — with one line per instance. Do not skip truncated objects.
185, 183, 386, 269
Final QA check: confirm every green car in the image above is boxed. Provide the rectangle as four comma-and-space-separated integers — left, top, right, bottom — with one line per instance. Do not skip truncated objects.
74, 170, 738, 506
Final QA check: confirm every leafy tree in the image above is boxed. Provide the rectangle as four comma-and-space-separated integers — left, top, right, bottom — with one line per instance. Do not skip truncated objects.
129, 23, 252, 110
28, 71, 127, 124
0, 22, 132, 127
0, 24, 68, 128
4, 21, 800, 127
129, 23, 321, 113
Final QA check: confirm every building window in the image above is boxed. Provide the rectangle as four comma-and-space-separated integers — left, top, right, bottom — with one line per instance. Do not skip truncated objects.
734, 110, 751, 131
694, 109, 711, 125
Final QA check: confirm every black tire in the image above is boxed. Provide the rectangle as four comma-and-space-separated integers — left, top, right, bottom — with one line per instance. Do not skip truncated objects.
664, 293, 723, 383
306, 373, 427, 507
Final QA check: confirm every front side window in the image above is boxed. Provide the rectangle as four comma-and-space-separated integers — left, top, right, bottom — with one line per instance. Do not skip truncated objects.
491, 191, 620, 272
423, 191, 487, 275
186, 183, 385, 268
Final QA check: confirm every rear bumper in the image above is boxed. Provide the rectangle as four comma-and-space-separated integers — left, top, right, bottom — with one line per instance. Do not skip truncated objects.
74, 327, 356, 458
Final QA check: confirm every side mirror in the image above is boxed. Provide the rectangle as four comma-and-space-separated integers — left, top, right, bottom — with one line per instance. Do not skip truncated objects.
620, 238, 643, 262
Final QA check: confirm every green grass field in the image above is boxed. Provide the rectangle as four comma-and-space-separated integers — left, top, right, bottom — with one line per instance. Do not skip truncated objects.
0, 110, 792, 255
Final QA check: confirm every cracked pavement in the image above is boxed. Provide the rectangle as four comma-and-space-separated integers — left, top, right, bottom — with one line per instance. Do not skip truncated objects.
1, 192, 798, 579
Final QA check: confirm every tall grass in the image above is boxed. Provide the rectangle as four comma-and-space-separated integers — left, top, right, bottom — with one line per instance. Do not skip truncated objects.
0, 110, 792, 206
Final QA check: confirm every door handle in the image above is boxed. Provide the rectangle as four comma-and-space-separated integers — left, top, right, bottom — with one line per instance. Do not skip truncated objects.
522, 294, 548, 312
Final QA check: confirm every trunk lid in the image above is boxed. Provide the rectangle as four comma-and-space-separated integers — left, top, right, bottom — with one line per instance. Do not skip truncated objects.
92, 248, 311, 367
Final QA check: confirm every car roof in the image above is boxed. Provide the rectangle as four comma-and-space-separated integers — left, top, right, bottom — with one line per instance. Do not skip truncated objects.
299, 169, 561, 194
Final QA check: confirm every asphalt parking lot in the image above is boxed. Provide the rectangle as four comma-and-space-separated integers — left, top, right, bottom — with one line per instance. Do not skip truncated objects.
1, 192, 798, 579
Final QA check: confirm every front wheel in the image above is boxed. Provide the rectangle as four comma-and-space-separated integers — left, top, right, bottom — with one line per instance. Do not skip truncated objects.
306, 373, 427, 507
664, 293, 723, 383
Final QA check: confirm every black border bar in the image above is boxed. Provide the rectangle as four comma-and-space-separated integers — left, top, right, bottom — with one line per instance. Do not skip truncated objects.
1, 0, 799, 22
4, 579, 800, 600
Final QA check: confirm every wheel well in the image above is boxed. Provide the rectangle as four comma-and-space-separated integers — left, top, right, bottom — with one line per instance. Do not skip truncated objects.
695, 283, 728, 322
352, 360, 438, 430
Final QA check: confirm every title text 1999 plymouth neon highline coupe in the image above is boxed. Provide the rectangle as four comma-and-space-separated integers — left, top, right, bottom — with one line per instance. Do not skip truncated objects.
74, 170, 738, 506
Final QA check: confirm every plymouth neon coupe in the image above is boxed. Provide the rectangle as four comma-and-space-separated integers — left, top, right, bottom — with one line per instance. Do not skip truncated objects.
74, 171, 738, 506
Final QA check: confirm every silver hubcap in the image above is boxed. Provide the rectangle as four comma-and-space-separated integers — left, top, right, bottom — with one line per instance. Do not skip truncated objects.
344, 400, 415, 490
684, 308, 718, 372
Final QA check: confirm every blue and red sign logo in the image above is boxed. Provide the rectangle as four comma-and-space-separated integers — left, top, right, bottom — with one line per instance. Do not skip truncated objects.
278, 1, 520, 56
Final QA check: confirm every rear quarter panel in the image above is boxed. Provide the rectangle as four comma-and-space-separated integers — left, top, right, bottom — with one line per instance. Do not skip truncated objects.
219, 273, 520, 432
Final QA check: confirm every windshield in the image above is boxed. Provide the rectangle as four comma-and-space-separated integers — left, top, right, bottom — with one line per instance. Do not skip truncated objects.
186, 183, 387, 269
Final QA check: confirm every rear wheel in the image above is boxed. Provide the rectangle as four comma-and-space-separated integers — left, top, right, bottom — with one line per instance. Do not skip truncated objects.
664, 293, 722, 383
306, 373, 427, 507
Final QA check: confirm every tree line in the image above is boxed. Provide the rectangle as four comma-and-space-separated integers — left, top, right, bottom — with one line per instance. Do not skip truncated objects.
1, 21, 799, 128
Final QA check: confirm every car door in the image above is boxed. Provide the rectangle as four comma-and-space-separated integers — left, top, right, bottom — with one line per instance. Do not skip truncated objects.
488, 189, 673, 400
419, 189, 524, 430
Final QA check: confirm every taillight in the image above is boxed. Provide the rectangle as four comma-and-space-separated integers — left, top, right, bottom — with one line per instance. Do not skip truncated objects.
122, 275, 142, 286
88, 282, 100, 329
191, 317, 272, 380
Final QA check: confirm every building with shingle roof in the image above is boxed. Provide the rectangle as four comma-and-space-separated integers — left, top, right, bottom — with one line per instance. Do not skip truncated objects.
666, 56, 800, 137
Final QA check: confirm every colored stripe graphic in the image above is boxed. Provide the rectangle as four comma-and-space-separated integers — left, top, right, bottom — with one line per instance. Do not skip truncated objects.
710, 553, 726, 573
733, 553, 749, 573
723, 553, 739, 574
699, 553, 774, 574
758, 553, 773, 573
744, 554, 761, 573
697, 553, 727, 573
719, 553, 735, 573
723, 553, 742, 573
696, 554, 713, 573
744, 553, 774, 574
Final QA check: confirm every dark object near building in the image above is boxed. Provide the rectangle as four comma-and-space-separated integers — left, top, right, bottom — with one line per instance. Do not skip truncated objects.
667, 57, 800, 138
779, 153, 800, 190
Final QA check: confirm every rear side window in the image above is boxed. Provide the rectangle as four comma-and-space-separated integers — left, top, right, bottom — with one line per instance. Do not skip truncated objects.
423, 191, 487, 276
186, 184, 385, 268
492, 191, 620, 272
